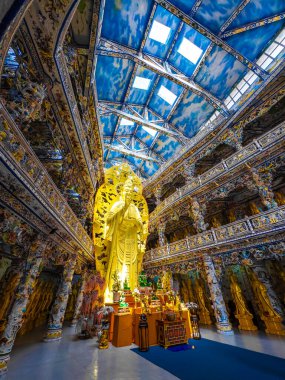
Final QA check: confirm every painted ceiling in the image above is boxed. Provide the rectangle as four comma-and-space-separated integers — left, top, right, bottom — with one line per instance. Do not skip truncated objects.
94, 0, 285, 179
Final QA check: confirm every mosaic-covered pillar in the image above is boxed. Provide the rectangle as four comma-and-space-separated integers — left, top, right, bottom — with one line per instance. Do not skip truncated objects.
157, 221, 166, 247
0, 239, 46, 375
154, 185, 162, 206
203, 255, 233, 334
249, 264, 285, 335
182, 163, 195, 185
45, 255, 76, 341
70, 272, 87, 326
190, 197, 208, 233
251, 169, 277, 210
221, 129, 243, 151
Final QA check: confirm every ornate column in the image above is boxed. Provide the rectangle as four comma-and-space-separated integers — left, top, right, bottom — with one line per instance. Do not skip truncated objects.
220, 128, 243, 151
251, 168, 277, 209
70, 272, 87, 326
45, 254, 77, 341
153, 185, 162, 206
248, 264, 285, 335
157, 221, 166, 247
182, 163, 195, 185
0, 237, 47, 375
190, 197, 208, 233
203, 255, 233, 334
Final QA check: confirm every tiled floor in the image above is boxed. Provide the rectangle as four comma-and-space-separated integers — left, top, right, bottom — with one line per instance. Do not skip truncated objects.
5, 326, 285, 380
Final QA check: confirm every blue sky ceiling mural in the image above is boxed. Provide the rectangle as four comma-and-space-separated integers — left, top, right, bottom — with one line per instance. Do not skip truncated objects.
94, 0, 285, 179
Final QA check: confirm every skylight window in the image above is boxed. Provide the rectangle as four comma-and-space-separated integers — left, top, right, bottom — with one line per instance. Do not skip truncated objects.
149, 20, 171, 44
142, 126, 157, 137
157, 85, 177, 105
178, 38, 203, 64
120, 118, 134, 126
133, 76, 151, 90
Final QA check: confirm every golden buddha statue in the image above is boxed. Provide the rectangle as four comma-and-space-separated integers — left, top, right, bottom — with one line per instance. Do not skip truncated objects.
104, 177, 143, 292
249, 270, 285, 335
275, 191, 285, 206
211, 216, 221, 228
230, 275, 257, 331
93, 164, 148, 300
228, 209, 236, 223
249, 201, 260, 215
195, 280, 212, 325
0, 272, 21, 322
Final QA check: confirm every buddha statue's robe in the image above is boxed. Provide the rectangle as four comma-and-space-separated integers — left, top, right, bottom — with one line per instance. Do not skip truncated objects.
105, 198, 143, 291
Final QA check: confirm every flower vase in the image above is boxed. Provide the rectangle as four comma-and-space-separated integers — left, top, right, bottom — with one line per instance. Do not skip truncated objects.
113, 291, 120, 303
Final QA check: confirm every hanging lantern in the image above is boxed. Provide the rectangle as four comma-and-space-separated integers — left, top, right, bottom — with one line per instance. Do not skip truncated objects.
138, 313, 149, 351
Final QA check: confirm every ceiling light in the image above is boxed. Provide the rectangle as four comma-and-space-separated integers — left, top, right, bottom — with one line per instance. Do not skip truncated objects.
178, 37, 203, 64
157, 85, 177, 105
142, 126, 157, 137
120, 118, 134, 126
149, 20, 171, 44
133, 76, 151, 90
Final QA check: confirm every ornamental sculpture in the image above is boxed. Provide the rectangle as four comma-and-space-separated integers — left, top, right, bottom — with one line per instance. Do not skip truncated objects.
93, 164, 148, 301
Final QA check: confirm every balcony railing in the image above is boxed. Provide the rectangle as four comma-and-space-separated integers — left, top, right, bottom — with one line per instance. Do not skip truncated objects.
149, 122, 285, 223
144, 205, 285, 266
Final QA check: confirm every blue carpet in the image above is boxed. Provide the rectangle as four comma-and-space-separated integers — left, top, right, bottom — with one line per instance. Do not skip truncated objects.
132, 339, 285, 380
167, 343, 192, 352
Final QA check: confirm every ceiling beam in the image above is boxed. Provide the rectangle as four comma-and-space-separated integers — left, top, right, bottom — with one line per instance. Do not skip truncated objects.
219, 0, 251, 34
190, 0, 203, 17
220, 12, 285, 39
84, 0, 105, 97
99, 104, 180, 137
104, 144, 161, 162
154, 0, 269, 79
105, 61, 139, 162
97, 39, 226, 112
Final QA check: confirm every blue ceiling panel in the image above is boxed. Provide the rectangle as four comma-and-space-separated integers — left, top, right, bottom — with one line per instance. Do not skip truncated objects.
228, 0, 285, 29
225, 21, 285, 61
143, 5, 181, 60
170, 93, 215, 137
195, 45, 247, 100
100, 114, 119, 136
136, 126, 156, 148
167, 0, 197, 14
108, 150, 124, 160
153, 135, 181, 160
148, 77, 184, 118
168, 24, 211, 77
127, 155, 143, 168
113, 137, 131, 147
101, 0, 153, 49
116, 121, 136, 136
95, 56, 134, 102
195, 0, 244, 34
141, 161, 160, 177
127, 66, 157, 104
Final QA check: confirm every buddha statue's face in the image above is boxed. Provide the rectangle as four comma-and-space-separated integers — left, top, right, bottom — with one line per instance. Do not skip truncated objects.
123, 182, 133, 204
